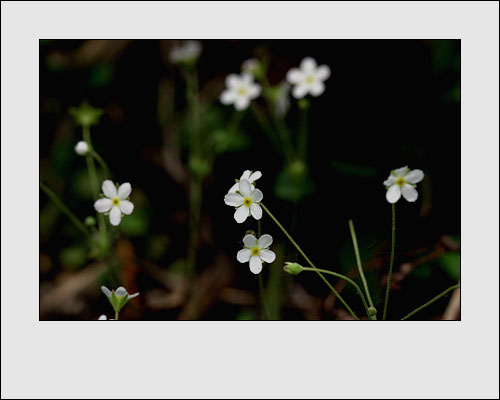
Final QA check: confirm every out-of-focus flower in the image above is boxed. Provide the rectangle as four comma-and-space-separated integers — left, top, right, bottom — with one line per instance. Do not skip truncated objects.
224, 179, 263, 223
69, 102, 103, 128
94, 180, 134, 226
286, 57, 330, 99
241, 58, 264, 79
98, 314, 114, 320
220, 73, 261, 110
383, 166, 425, 203
75, 141, 89, 156
236, 233, 276, 274
101, 286, 139, 313
228, 170, 262, 194
169, 40, 202, 64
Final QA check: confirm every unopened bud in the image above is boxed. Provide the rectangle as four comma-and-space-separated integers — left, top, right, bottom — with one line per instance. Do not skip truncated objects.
368, 307, 377, 319
283, 262, 304, 275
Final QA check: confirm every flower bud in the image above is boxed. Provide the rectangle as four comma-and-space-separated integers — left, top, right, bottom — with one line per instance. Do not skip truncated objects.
69, 102, 103, 127
74, 141, 89, 156
84, 216, 96, 226
368, 307, 377, 319
283, 262, 304, 275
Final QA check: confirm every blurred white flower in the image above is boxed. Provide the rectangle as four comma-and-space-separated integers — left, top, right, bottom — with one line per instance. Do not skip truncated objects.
228, 170, 262, 194
383, 166, 425, 203
94, 180, 134, 226
274, 82, 291, 116
75, 141, 89, 156
220, 73, 261, 110
224, 179, 263, 223
101, 286, 140, 301
237, 233, 276, 274
241, 58, 261, 76
98, 314, 114, 320
169, 40, 202, 64
286, 57, 330, 98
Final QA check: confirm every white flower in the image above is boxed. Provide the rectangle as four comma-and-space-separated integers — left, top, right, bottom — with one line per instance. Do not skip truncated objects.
169, 40, 202, 63
237, 233, 276, 274
227, 170, 262, 194
101, 286, 140, 301
224, 179, 263, 223
286, 57, 331, 99
241, 58, 260, 76
220, 73, 261, 110
383, 166, 425, 203
75, 141, 89, 156
94, 180, 134, 226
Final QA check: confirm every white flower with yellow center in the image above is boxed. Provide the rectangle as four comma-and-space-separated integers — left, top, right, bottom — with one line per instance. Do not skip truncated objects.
384, 166, 425, 203
286, 57, 331, 99
224, 179, 263, 223
227, 170, 262, 194
94, 180, 134, 226
237, 233, 276, 274
220, 73, 261, 110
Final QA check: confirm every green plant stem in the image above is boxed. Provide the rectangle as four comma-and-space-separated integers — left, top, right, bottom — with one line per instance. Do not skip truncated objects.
258, 273, 269, 320
298, 105, 309, 161
82, 125, 107, 238
348, 219, 375, 311
260, 202, 360, 320
115, 311, 119, 321
401, 284, 460, 321
300, 267, 371, 319
217, 109, 245, 154
383, 203, 396, 320
91, 150, 110, 179
186, 176, 202, 277
40, 181, 91, 238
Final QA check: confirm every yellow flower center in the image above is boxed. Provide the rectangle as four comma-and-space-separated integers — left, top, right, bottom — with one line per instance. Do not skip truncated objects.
237, 87, 247, 96
112, 197, 120, 206
396, 177, 406, 187
305, 75, 315, 84
243, 197, 253, 207
251, 246, 260, 256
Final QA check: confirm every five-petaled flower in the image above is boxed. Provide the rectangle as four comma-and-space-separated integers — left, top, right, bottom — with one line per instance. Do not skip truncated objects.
169, 40, 202, 64
227, 170, 262, 194
94, 180, 134, 226
224, 179, 263, 223
220, 73, 261, 110
383, 166, 424, 203
286, 57, 330, 99
74, 141, 89, 156
237, 233, 276, 274
101, 286, 139, 314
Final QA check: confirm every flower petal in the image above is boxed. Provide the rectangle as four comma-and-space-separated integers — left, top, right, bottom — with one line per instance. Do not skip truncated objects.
292, 83, 308, 99
109, 206, 122, 226
249, 171, 262, 182
286, 68, 303, 84
234, 206, 249, 223
300, 57, 317, 72
224, 192, 243, 206
316, 65, 331, 81
386, 185, 401, 204
227, 182, 240, 193
259, 249, 276, 264
249, 256, 263, 274
383, 175, 397, 187
225, 74, 240, 89
310, 81, 325, 97
98, 315, 107, 320
257, 234, 273, 249
237, 248, 252, 263
241, 73, 253, 85
247, 83, 261, 99
393, 166, 409, 177
240, 170, 251, 180
101, 286, 112, 298
117, 182, 132, 199
239, 179, 252, 197
250, 189, 263, 203
405, 169, 424, 184
234, 96, 250, 110
115, 287, 127, 297
119, 200, 134, 215
243, 234, 258, 248
127, 292, 140, 300
250, 203, 262, 220
94, 198, 112, 213
401, 184, 419, 202
220, 89, 235, 105
102, 180, 117, 198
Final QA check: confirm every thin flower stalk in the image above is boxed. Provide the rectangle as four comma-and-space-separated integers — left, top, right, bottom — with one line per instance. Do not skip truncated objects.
401, 284, 460, 320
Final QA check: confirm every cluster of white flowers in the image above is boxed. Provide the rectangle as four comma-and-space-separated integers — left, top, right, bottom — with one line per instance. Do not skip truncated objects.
224, 170, 276, 274
94, 180, 135, 226
383, 166, 425, 204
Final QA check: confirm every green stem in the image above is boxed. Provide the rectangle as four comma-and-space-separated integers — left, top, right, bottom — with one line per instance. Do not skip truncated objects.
115, 311, 119, 321
186, 176, 202, 277
348, 219, 375, 310
258, 273, 269, 320
91, 150, 110, 180
383, 203, 396, 320
260, 202, 360, 320
300, 267, 371, 319
82, 125, 107, 237
40, 181, 91, 238
401, 284, 460, 321
298, 104, 309, 161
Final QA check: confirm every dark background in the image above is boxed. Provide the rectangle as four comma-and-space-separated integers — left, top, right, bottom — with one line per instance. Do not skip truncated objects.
39, 39, 460, 320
